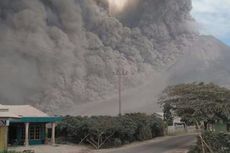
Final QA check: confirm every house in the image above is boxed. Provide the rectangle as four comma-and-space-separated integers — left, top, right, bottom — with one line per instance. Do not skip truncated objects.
0, 105, 20, 150
0, 104, 61, 150
153, 112, 188, 135
153, 112, 185, 126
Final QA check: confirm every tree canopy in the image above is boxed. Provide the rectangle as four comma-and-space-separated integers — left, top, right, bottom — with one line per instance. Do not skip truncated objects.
159, 82, 230, 124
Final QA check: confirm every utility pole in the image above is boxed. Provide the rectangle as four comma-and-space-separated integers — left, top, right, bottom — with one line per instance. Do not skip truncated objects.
108, 1, 130, 116
113, 56, 128, 116
108, 0, 113, 16
108, 0, 111, 16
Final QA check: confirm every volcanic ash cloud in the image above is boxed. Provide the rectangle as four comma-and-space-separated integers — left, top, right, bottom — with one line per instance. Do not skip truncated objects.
0, 0, 198, 114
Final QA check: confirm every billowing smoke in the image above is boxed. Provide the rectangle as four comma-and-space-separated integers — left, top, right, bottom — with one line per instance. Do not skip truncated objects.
0, 0, 199, 114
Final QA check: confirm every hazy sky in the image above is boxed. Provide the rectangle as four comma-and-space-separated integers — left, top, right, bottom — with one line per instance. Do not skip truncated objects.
192, 0, 230, 46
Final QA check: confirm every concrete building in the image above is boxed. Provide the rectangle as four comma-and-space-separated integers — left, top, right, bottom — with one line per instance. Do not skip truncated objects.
0, 104, 61, 150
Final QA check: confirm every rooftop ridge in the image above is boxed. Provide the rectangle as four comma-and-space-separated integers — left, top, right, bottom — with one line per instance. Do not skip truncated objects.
0, 104, 49, 117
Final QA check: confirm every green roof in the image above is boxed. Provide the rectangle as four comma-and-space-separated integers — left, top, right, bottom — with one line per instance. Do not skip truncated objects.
10, 116, 62, 123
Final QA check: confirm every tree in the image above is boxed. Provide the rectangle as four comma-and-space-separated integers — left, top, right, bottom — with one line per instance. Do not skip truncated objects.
163, 103, 174, 126
57, 114, 165, 149
159, 82, 230, 127
85, 116, 116, 149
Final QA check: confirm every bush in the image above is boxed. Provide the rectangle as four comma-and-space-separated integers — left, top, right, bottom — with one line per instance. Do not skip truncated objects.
113, 138, 122, 147
189, 132, 230, 153
137, 125, 152, 141
114, 115, 137, 143
149, 115, 165, 137
57, 113, 165, 149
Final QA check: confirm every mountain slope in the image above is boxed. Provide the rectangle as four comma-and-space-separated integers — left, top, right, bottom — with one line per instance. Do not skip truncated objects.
169, 36, 230, 86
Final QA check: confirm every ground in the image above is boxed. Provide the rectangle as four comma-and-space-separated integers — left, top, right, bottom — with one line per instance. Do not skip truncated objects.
9, 134, 196, 153
99, 134, 196, 153
9, 144, 92, 153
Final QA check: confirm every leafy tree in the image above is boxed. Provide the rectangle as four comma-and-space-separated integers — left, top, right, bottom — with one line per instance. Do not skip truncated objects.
159, 82, 230, 127
57, 116, 89, 143
163, 103, 174, 126
85, 116, 116, 149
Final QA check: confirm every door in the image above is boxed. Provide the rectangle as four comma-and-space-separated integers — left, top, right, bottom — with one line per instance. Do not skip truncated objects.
8, 125, 18, 145
29, 124, 45, 145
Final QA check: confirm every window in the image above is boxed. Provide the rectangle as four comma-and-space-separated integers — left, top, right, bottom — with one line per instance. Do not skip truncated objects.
21, 127, 25, 140
30, 126, 40, 140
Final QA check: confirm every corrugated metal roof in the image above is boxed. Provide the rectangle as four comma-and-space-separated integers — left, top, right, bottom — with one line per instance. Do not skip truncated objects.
0, 105, 48, 117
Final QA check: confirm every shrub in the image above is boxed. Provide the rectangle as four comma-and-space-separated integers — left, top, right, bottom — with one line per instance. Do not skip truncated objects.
137, 125, 152, 141
57, 113, 165, 149
113, 138, 122, 147
149, 115, 165, 137
115, 115, 138, 143
189, 132, 230, 153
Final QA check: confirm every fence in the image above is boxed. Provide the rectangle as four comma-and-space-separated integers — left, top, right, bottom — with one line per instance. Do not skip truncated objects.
167, 125, 197, 135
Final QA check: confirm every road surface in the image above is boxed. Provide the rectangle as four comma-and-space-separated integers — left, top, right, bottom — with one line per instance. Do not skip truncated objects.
102, 135, 196, 153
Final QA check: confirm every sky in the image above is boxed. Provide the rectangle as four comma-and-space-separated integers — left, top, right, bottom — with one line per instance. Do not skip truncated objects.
192, 0, 230, 46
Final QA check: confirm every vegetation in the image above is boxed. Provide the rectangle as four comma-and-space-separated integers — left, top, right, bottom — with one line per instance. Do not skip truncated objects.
163, 103, 174, 126
159, 82, 230, 126
189, 132, 230, 153
159, 82, 230, 153
57, 113, 165, 149
0, 151, 22, 153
